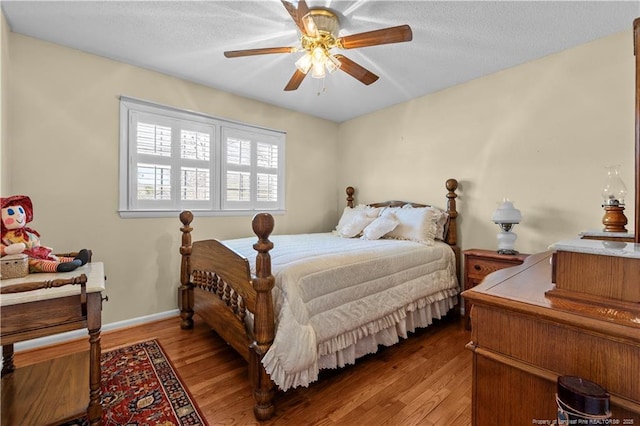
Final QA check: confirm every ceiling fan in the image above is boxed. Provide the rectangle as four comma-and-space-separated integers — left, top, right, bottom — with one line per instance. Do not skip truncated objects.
223, 0, 413, 91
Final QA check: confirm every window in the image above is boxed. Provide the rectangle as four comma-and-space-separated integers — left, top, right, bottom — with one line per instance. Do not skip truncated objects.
222, 127, 281, 211
119, 97, 285, 218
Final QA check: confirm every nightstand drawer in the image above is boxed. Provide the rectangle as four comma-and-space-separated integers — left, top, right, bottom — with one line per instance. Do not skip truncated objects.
466, 257, 513, 280
462, 249, 529, 331
466, 277, 484, 288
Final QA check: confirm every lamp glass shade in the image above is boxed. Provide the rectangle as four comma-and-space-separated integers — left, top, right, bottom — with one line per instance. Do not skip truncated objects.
491, 200, 522, 224
601, 165, 627, 206
311, 46, 325, 63
311, 61, 326, 78
325, 54, 341, 73
295, 53, 312, 74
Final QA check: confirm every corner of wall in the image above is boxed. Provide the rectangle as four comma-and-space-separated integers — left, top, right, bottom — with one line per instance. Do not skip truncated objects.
1, 9, 11, 195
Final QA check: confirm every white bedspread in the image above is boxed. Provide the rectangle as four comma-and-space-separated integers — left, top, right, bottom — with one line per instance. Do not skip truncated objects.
223, 233, 459, 391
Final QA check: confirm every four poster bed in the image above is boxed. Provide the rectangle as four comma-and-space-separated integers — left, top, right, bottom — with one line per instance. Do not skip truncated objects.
178, 178, 461, 420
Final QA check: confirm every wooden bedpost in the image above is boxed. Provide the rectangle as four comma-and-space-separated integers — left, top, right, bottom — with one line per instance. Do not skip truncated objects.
445, 179, 461, 283
179, 211, 194, 330
445, 179, 459, 246
250, 213, 276, 420
346, 186, 355, 208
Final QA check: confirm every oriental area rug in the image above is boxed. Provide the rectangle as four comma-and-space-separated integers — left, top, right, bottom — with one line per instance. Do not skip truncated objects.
60, 339, 207, 426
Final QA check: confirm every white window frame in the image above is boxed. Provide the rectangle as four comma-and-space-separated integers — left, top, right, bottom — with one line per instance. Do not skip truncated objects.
118, 96, 286, 218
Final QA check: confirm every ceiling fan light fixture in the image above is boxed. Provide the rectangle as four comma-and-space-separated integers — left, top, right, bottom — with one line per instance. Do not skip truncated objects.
225, 1, 412, 91
311, 46, 326, 63
311, 61, 326, 79
295, 53, 313, 74
326, 54, 341, 73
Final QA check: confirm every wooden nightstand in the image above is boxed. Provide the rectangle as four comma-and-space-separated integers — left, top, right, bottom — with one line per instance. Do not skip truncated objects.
462, 249, 529, 329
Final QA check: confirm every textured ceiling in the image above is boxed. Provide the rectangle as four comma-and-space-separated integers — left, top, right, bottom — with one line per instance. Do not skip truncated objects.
2, 1, 639, 122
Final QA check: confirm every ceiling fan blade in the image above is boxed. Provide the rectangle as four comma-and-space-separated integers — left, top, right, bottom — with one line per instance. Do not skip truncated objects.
334, 54, 379, 85
281, 0, 318, 37
284, 69, 307, 91
224, 47, 295, 58
338, 25, 413, 49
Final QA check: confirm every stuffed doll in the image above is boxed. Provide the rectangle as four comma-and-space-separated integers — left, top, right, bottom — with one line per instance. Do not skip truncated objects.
1, 195, 90, 273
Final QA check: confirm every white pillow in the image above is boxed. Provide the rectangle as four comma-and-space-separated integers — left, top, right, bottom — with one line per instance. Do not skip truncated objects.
432, 208, 449, 241
335, 205, 365, 234
361, 212, 399, 240
382, 205, 440, 245
338, 211, 376, 238
335, 205, 382, 234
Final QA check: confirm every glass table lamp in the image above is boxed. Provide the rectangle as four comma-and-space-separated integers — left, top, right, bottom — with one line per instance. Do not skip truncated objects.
491, 199, 522, 255
601, 165, 628, 232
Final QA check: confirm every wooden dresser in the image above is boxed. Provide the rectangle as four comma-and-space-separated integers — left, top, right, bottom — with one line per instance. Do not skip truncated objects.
462, 252, 640, 425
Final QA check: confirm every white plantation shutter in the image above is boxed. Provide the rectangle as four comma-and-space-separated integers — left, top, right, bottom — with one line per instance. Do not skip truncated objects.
137, 163, 171, 201
256, 142, 279, 203
130, 113, 175, 209
137, 122, 172, 156
119, 97, 285, 217
178, 127, 212, 209
226, 138, 251, 166
127, 110, 214, 211
257, 173, 278, 202
222, 127, 284, 210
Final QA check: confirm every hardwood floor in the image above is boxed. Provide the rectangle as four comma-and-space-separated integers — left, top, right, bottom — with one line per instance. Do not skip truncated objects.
14, 314, 472, 425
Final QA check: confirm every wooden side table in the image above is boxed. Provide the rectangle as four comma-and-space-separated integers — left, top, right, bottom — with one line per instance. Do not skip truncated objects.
462, 249, 528, 329
0, 262, 105, 426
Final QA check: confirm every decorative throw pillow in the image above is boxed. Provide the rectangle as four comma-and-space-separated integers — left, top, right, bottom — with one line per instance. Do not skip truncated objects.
335, 205, 365, 234
382, 205, 440, 245
335, 205, 382, 235
432, 208, 449, 241
338, 211, 376, 238
361, 212, 400, 240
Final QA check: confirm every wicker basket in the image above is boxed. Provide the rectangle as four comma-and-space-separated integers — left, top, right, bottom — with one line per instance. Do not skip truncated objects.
1, 254, 29, 279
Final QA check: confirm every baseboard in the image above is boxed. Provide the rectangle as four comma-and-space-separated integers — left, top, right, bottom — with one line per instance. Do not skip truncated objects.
12, 309, 180, 352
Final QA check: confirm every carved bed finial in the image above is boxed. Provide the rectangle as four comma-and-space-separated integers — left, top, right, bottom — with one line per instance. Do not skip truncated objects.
252, 213, 275, 243
346, 186, 355, 208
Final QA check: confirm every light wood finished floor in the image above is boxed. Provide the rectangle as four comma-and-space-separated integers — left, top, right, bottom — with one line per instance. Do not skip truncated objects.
14, 314, 472, 425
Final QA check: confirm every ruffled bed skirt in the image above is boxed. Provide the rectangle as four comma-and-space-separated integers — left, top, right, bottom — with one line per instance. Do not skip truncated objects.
262, 289, 459, 391
317, 291, 458, 370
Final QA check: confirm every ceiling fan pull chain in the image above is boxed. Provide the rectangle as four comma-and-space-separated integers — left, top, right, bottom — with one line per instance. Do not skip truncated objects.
317, 77, 327, 96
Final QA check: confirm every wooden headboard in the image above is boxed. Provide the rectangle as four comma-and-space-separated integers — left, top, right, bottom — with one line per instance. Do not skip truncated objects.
343, 179, 460, 277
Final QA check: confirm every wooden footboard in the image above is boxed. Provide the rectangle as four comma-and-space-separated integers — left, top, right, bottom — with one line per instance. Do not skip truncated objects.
178, 178, 460, 421
179, 211, 276, 420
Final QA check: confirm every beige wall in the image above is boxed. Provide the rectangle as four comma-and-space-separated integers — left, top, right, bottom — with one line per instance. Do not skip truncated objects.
339, 30, 635, 255
3, 26, 636, 326
1, 11, 9, 195
5, 33, 339, 324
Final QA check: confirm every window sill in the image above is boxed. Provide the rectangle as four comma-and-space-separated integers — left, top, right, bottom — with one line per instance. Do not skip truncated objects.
118, 209, 286, 219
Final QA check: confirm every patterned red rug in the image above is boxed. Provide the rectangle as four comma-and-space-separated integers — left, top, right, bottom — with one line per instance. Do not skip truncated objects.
60, 339, 207, 425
